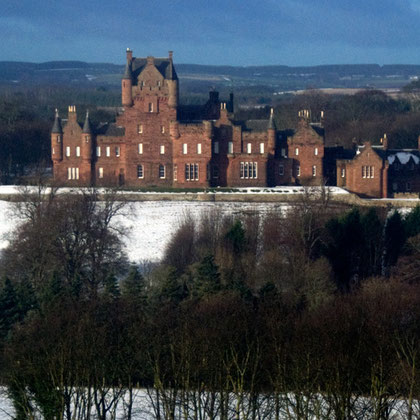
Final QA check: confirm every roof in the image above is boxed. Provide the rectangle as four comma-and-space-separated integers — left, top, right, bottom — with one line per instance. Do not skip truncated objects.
131, 57, 178, 80
96, 123, 125, 137
243, 119, 270, 131
51, 111, 62, 134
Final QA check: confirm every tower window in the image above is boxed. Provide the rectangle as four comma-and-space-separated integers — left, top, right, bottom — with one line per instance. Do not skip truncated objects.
159, 164, 166, 179
295, 148, 299, 156
137, 165, 144, 179
76, 146, 80, 157
138, 143, 143, 154
315, 147, 319, 156
160, 145, 165, 155
66, 146, 71, 157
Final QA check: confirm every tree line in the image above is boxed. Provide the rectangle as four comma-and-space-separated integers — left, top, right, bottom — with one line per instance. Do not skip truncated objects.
0, 188, 420, 418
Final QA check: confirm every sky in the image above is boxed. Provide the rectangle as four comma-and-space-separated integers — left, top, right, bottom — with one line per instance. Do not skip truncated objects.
2, 0, 420, 66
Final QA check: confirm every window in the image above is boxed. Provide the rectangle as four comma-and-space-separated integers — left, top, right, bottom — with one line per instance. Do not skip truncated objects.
96, 146, 101, 157
84, 135, 89, 143
314, 147, 318, 156
260, 143, 264, 154
197, 143, 202, 154
279, 164, 284, 176
98, 167, 104, 179
160, 145, 165, 155
296, 165, 301, 177
159, 164, 165, 179
341, 168, 346, 178
67, 167, 79, 180
56, 135, 61, 143
106, 146, 110, 157
240, 162, 258, 179
185, 164, 199, 181
183, 143, 188, 154
295, 147, 299, 156
137, 165, 144, 179
66, 146, 71, 157
52, 147, 55, 155
115, 146, 120, 157
214, 141, 219, 154
173, 164, 178, 181
76, 146, 80, 157
362, 166, 374, 178
137, 124, 143, 134
161, 125, 165, 134
157, 80, 161, 87
148, 103, 153, 112
312, 165, 316, 177
228, 142, 233, 154
281, 148, 286, 157
247, 143, 252, 154
138, 143, 143, 154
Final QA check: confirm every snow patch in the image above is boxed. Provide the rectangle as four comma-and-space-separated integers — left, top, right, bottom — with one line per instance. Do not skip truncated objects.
388, 152, 420, 165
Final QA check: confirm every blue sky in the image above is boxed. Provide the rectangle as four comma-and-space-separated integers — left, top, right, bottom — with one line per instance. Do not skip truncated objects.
2, 0, 420, 66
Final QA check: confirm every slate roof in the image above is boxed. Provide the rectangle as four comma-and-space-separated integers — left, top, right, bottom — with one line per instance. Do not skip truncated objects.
131, 58, 178, 80
96, 123, 125, 137
51, 112, 63, 134
242, 119, 270, 132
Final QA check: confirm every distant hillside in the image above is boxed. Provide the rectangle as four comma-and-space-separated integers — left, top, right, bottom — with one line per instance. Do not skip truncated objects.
1, 61, 420, 92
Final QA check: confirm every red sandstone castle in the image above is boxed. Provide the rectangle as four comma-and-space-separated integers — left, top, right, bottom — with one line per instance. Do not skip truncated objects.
51, 49, 325, 189
51, 49, 420, 197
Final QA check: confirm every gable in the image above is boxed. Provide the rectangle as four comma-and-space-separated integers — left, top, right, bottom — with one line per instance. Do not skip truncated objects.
137, 64, 164, 88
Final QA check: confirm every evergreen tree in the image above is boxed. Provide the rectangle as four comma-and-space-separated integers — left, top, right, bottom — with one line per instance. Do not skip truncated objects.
121, 265, 146, 306
383, 210, 406, 274
103, 272, 120, 301
194, 255, 221, 298
0, 277, 20, 339
225, 220, 246, 255
404, 204, 420, 238
159, 266, 186, 304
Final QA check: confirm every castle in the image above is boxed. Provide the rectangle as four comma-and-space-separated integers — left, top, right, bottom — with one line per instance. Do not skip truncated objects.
51, 49, 420, 198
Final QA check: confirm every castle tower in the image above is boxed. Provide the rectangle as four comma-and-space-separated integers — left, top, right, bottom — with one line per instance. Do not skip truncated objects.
267, 108, 276, 154
81, 111, 93, 162
167, 51, 179, 109
51, 109, 63, 162
122, 48, 133, 107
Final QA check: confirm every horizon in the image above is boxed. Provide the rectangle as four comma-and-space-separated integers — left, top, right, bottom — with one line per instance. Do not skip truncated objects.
3, 0, 420, 67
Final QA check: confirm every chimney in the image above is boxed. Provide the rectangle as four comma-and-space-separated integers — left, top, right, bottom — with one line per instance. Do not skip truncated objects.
68, 105, 77, 122
146, 56, 154, 66
382, 133, 388, 150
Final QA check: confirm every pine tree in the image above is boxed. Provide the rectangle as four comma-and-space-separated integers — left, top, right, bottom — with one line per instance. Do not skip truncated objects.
104, 272, 120, 301
383, 210, 406, 274
194, 255, 221, 298
0, 277, 20, 339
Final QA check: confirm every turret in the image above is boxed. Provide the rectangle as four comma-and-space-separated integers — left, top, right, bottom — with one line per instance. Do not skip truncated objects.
122, 50, 133, 107
81, 111, 93, 162
51, 109, 63, 161
267, 108, 276, 154
167, 51, 179, 109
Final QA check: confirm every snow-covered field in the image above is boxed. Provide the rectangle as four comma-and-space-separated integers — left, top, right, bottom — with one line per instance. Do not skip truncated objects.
0, 199, 286, 263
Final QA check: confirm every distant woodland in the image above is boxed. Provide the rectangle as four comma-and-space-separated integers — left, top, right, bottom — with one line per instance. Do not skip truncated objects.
0, 188, 420, 418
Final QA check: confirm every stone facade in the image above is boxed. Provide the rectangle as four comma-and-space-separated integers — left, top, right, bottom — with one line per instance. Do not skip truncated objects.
51, 49, 328, 189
